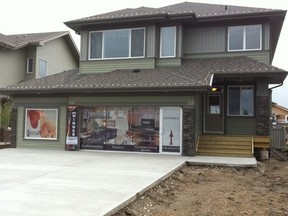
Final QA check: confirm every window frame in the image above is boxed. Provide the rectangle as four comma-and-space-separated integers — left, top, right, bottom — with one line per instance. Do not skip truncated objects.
39, 59, 47, 78
160, 26, 177, 58
26, 57, 34, 74
228, 24, 262, 52
89, 28, 145, 60
227, 85, 254, 117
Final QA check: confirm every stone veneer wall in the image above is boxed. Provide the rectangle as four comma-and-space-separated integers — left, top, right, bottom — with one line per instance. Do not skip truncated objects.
255, 96, 270, 136
10, 108, 17, 148
182, 106, 196, 156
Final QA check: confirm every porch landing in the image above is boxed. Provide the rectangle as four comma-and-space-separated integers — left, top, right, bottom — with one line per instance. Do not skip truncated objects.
187, 156, 257, 167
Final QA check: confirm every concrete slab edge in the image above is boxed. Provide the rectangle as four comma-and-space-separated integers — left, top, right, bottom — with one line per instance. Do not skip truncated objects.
104, 161, 187, 216
186, 160, 258, 168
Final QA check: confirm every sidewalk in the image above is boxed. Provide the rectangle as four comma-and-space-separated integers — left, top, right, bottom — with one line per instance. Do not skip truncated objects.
187, 155, 257, 167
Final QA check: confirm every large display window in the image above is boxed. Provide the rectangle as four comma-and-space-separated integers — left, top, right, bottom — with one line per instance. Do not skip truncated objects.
79, 106, 182, 154
80, 106, 160, 152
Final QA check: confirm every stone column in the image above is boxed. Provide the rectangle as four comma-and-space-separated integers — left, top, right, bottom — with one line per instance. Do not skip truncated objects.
255, 96, 270, 136
182, 106, 196, 156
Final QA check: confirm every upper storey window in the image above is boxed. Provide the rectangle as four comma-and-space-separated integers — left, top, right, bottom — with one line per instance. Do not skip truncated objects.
228, 25, 262, 51
89, 28, 145, 59
160, 26, 176, 58
27, 57, 34, 74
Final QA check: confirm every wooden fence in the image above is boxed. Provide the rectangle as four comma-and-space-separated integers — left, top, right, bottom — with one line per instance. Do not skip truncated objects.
271, 127, 288, 150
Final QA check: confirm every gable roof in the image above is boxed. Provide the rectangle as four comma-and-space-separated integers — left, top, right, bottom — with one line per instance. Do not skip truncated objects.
0, 31, 77, 51
1, 56, 286, 95
65, 2, 285, 31
272, 103, 288, 113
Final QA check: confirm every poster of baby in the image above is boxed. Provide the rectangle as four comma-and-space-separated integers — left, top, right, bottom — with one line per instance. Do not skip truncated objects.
25, 109, 58, 139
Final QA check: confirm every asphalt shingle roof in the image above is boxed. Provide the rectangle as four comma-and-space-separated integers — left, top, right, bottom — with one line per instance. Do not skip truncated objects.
1, 57, 286, 94
0, 31, 69, 50
66, 1, 282, 25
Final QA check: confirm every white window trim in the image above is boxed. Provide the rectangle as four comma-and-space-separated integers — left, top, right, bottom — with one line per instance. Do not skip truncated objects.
285, 115, 288, 122
227, 85, 254, 117
228, 24, 262, 52
89, 28, 145, 60
26, 57, 34, 74
160, 26, 177, 58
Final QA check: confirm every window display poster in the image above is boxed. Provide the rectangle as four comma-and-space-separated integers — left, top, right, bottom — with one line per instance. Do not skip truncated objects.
25, 108, 58, 140
79, 106, 160, 152
66, 106, 79, 150
80, 107, 107, 150
161, 108, 182, 153
131, 107, 159, 153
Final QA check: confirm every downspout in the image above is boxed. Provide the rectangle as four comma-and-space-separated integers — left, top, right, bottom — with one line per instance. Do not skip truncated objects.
269, 82, 283, 90
209, 74, 214, 87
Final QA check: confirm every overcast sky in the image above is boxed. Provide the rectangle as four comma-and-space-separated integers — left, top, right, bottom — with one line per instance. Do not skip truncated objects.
1, 0, 287, 107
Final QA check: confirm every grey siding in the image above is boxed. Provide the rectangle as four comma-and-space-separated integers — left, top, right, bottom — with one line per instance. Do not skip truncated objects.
14, 97, 69, 149
80, 58, 156, 73
226, 118, 256, 135
183, 27, 226, 54
69, 95, 194, 106
146, 26, 156, 58
194, 93, 204, 137
183, 24, 269, 55
263, 23, 270, 50
156, 58, 181, 67
177, 25, 183, 57
36, 37, 78, 78
16, 106, 67, 150
184, 51, 270, 64
80, 31, 89, 61
0, 49, 26, 87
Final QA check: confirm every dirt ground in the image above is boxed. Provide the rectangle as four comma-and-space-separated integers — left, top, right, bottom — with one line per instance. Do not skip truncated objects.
113, 156, 288, 216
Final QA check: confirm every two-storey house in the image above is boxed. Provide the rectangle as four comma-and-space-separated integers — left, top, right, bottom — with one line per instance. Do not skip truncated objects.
0, 31, 79, 87
0, 2, 287, 157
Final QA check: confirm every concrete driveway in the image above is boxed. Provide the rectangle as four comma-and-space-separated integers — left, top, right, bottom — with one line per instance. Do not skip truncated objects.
0, 148, 189, 216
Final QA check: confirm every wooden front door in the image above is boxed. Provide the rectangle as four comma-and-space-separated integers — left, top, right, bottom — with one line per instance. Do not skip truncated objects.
204, 91, 224, 134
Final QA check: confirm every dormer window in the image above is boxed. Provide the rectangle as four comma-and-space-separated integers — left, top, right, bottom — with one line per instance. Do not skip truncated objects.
228, 25, 262, 51
160, 26, 176, 58
89, 28, 145, 60
27, 57, 34, 73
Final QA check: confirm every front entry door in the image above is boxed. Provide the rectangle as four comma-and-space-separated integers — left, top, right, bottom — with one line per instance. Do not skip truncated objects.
204, 91, 224, 134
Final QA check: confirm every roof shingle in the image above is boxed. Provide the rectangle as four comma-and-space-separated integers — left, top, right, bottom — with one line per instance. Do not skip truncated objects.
65, 1, 283, 26
1, 57, 286, 94
0, 31, 70, 50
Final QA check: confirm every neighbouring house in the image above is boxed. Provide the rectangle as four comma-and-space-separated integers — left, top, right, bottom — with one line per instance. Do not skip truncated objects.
0, 31, 79, 143
271, 102, 288, 151
0, 2, 287, 158
0, 31, 79, 86
272, 102, 288, 127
